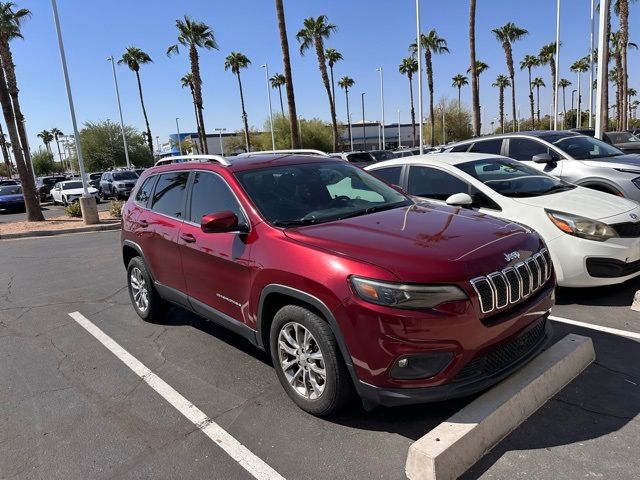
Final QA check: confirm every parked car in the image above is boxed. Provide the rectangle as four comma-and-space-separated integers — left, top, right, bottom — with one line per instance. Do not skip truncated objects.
0, 179, 18, 186
51, 180, 100, 205
35, 175, 67, 202
393, 146, 439, 158
0, 184, 25, 212
366, 153, 640, 287
446, 131, 640, 201
99, 170, 139, 199
603, 131, 640, 154
85, 172, 103, 189
134, 168, 146, 176
121, 154, 555, 416
332, 150, 396, 166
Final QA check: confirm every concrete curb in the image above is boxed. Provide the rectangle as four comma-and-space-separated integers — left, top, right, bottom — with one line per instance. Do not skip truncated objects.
0, 222, 120, 240
405, 334, 595, 480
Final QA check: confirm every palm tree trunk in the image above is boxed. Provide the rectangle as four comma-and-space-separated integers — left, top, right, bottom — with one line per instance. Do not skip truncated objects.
275, 0, 300, 148
54, 138, 64, 171
550, 60, 556, 111
0, 55, 43, 221
457, 87, 461, 111
189, 85, 204, 153
499, 87, 505, 133
329, 65, 336, 110
562, 86, 567, 120
189, 45, 208, 154
135, 70, 154, 156
408, 75, 416, 147
315, 40, 338, 152
236, 72, 251, 152
277, 85, 284, 115
603, 2, 611, 129
426, 51, 435, 147
344, 88, 352, 148
528, 67, 535, 128
620, 0, 629, 130
469, 0, 480, 136
536, 86, 541, 125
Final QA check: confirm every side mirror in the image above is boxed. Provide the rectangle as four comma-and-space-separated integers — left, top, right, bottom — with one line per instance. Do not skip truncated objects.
532, 153, 556, 164
201, 211, 248, 234
445, 192, 473, 207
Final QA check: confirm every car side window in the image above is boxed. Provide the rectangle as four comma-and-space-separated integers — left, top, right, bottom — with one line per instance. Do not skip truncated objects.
371, 166, 402, 186
407, 166, 470, 200
150, 172, 189, 219
188, 172, 245, 224
449, 144, 470, 153
507, 138, 550, 161
134, 176, 155, 207
468, 139, 503, 155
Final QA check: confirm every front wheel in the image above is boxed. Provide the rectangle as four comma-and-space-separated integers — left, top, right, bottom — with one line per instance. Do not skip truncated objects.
270, 305, 352, 416
126, 256, 165, 322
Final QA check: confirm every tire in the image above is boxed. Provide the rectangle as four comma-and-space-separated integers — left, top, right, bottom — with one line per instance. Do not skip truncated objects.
126, 256, 165, 322
269, 305, 352, 416
62, 196, 68, 206
51, 197, 57, 206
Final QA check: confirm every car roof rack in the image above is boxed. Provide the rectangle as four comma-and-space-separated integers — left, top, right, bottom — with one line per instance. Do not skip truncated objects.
236, 149, 331, 158
154, 154, 231, 167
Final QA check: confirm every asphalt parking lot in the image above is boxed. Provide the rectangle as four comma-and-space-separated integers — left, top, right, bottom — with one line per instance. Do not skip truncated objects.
0, 201, 110, 224
1, 230, 638, 479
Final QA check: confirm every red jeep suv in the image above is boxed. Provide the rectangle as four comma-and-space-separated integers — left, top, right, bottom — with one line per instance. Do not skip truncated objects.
121, 154, 555, 416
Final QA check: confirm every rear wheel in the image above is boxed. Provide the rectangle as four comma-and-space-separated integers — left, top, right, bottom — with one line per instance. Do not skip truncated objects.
270, 305, 352, 416
126, 256, 165, 322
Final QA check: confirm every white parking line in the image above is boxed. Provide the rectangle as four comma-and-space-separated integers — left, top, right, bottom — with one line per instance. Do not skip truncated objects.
549, 315, 640, 341
68, 311, 285, 480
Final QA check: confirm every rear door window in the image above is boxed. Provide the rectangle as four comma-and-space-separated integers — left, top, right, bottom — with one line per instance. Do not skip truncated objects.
507, 138, 550, 161
468, 139, 503, 155
150, 172, 189, 219
407, 166, 470, 200
370, 166, 402, 186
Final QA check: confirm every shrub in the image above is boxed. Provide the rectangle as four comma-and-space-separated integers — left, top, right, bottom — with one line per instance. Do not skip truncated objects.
110, 199, 124, 218
64, 201, 82, 217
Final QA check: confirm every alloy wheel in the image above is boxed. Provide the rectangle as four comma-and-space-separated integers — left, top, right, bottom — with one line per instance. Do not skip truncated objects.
129, 267, 149, 312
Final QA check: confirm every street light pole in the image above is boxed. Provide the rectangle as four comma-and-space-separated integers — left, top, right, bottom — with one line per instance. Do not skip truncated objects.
415, 0, 424, 154
349, 113, 354, 151
262, 63, 276, 150
595, 0, 609, 139
553, 0, 561, 129
577, 71, 582, 128
397, 109, 401, 148
175, 117, 183, 155
376, 67, 385, 149
361, 93, 366, 151
442, 105, 445, 144
215, 128, 226, 156
107, 55, 131, 169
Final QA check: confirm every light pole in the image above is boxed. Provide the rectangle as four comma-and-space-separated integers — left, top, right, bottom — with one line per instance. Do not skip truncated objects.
397, 109, 402, 148
361, 93, 366, 151
576, 71, 582, 128
215, 128, 226, 156
262, 63, 276, 150
588, 0, 595, 128
595, 0, 609, 139
550, 103, 553, 130
349, 113, 354, 151
415, 0, 424, 154
441, 104, 445, 145
376, 67, 385, 149
107, 56, 131, 169
175, 117, 183, 155
377, 121, 381, 150
553, 0, 561, 129
50, 0, 98, 224
571, 89, 577, 111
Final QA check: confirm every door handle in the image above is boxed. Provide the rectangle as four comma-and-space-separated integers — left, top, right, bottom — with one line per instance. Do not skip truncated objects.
138, 219, 148, 228
180, 233, 196, 243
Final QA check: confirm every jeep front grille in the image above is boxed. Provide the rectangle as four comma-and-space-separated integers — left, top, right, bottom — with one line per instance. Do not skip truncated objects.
471, 249, 552, 314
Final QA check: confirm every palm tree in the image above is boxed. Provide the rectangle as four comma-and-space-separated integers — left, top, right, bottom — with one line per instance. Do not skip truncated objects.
609, 31, 637, 130
50, 127, 65, 170
558, 78, 572, 122
451, 74, 469, 111
167, 16, 218, 154
614, 0, 633, 130
520, 54, 539, 128
570, 58, 589, 128
224, 52, 252, 152
118, 47, 154, 156
270, 73, 286, 116
493, 22, 528, 132
180, 73, 203, 153
411, 29, 450, 146
532, 77, 545, 125
338, 76, 355, 148
297, 15, 339, 151
274, 0, 300, 148
492, 75, 510, 133
469, 0, 480, 136
324, 47, 342, 110
538, 42, 558, 109
399, 56, 418, 147
37, 130, 53, 153
0, 2, 42, 220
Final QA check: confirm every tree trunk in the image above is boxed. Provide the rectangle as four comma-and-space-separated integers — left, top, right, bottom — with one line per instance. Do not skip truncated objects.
603, 2, 611, 129
236, 72, 251, 152
189, 45, 208, 154
408, 75, 416, 147
550, 59, 556, 112
504, 43, 517, 132
499, 87, 505, 133
344, 87, 352, 148
277, 85, 284, 115
536, 86, 541, 125
329, 65, 336, 111
528, 67, 535, 129
562, 86, 567, 120
189, 85, 204, 153
54, 138, 64, 170
135, 70, 154, 156
458, 87, 461, 111
275, 0, 300, 148
315, 39, 338, 152
426, 51, 435, 147
619, 0, 629, 130
469, 0, 480, 136
0, 122, 10, 175
0, 54, 43, 220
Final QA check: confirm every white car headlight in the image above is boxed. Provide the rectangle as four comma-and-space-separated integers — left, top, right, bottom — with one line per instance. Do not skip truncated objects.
545, 209, 618, 242
350, 276, 467, 309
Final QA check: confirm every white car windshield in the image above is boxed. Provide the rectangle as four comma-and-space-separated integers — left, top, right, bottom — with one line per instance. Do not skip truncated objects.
62, 181, 83, 190
458, 158, 576, 198
553, 135, 624, 160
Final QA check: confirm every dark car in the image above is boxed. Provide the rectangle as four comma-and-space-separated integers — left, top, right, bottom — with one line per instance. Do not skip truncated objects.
35, 175, 67, 202
121, 154, 554, 416
86, 172, 103, 189
99, 170, 139, 199
0, 179, 18, 186
0, 184, 25, 212
603, 131, 640, 154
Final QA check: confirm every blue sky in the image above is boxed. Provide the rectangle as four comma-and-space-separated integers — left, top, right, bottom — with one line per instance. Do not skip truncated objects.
14, 0, 639, 151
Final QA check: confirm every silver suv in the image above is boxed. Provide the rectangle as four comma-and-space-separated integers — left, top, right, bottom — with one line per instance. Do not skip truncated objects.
446, 131, 640, 202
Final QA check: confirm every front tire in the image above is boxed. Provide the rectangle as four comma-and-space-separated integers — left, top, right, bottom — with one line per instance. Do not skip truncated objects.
126, 256, 165, 322
270, 305, 352, 416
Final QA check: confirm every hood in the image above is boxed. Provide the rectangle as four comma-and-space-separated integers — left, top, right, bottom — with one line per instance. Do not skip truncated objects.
283, 203, 542, 283
0, 193, 24, 202
581, 153, 640, 170
512, 185, 638, 221
64, 187, 97, 195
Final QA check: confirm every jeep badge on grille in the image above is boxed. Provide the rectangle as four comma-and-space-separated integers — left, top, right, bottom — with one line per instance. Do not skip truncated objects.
504, 251, 521, 262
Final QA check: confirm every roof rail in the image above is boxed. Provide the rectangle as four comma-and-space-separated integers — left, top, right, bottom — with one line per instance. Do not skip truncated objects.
236, 149, 331, 158
154, 154, 231, 167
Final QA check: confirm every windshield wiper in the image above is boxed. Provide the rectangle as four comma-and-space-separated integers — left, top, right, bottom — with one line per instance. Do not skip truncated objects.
336, 202, 407, 220
272, 218, 320, 227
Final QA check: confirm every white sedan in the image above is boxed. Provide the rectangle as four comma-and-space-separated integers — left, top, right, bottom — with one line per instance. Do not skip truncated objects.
366, 153, 640, 288
51, 180, 100, 206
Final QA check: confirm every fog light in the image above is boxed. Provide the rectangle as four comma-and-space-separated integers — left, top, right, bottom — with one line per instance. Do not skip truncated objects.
390, 352, 454, 380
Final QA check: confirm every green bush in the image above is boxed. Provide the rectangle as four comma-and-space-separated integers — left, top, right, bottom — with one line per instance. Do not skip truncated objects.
64, 201, 82, 217
110, 199, 124, 218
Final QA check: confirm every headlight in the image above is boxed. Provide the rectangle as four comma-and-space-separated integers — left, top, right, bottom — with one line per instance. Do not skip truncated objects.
350, 276, 467, 309
545, 209, 618, 242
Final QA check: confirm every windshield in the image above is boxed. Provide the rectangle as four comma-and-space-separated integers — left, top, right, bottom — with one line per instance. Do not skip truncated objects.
62, 181, 83, 190
606, 132, 640, 144
236, 162, 411, 227
554, 135, 623, 160
0, 185, 21, 195
369, 150, 396, 161
458, 158, 575, 197
113, 171, 138, 181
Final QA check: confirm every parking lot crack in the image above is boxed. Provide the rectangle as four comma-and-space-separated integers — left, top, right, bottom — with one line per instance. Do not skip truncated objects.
594, 361, 640, 383
1, 273, 15, 304
553, 397, 638, 423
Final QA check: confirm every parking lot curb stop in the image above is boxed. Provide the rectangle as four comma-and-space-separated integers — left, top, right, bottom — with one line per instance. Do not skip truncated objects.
405, 334, 595, 480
